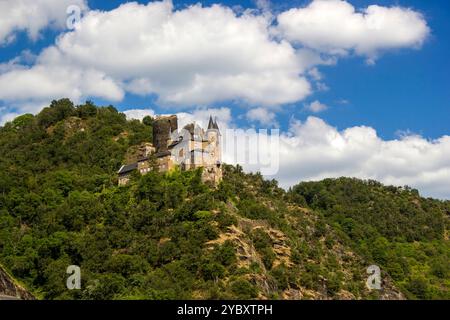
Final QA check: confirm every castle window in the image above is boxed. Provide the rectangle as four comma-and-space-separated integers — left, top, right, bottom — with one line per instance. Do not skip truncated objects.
179, 149, 184, 157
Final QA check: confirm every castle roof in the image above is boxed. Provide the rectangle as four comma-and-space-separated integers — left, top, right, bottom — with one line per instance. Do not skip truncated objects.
155, 150, 171, 158
207, 115, 219, 131
117, 157, 149, 175
208, 116, 214, 130
118, 163, 137, 175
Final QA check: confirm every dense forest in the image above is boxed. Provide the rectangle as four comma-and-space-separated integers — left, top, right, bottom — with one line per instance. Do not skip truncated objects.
288, 179, 449, 299
0, 99, 448, 299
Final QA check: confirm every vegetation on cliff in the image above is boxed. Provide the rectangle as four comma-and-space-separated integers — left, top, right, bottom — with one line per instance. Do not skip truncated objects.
0, 99, 448, 299
288, 179, 449, 299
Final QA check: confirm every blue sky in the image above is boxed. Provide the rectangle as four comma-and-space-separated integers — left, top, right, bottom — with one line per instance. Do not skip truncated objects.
0, 0, 449, 198
93, 0, 449, 139
1, 0, 448, 139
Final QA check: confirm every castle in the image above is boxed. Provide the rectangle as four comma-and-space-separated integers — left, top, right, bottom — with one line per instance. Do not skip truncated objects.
118, 115, 222, 186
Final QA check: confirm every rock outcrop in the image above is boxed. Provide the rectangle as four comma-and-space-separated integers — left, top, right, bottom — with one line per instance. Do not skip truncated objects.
0, 264, 34, 300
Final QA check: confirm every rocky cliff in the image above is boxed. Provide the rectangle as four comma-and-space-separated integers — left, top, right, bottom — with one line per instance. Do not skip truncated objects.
0, 264, 34, 300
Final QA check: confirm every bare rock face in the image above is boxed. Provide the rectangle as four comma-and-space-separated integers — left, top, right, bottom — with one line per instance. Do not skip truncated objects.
0, 264, 34, 300
378, 277, 406, 300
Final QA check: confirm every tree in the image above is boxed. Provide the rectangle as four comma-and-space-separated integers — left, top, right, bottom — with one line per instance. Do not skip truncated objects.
11, 114, 34, 129
76, 101, 97, 119
143, 115, 154, 126
230, 279, 258, 299
37, 98, 75, 127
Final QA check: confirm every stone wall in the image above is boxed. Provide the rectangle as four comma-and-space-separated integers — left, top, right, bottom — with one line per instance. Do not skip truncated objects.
153, 115, 178, 153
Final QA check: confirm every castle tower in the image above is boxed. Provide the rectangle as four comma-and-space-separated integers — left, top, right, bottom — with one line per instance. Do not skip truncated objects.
153, 115, 178, 154
203, 116, 222, 185
206, 116, 221, 165
152, 115, 178, 172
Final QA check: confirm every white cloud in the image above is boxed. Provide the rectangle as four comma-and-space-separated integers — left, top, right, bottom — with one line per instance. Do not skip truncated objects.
277, 0, 429, 61
123, 109, 155, 121
308, 67, 322, 81
0, 111, 21, 125
304, 100, 328, 113
315, 82, 329, 92
278, 117, 450, 199
246, 107, 277, 126
176, 107, 233, 131
0, 0, 430, 117
43, 0, 310, 106
0, 100, 50, 125
223, 116, 450, 199
0, 0, 88, 44
0, 64, 123, 102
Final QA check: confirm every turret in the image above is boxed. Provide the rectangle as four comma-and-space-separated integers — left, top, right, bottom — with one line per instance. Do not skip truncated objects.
207, 116, 214, 130
206, 115, 221, 165
206, 116, 220, 140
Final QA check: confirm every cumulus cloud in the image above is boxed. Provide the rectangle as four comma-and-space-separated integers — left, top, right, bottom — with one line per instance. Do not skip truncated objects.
277, 0, 429, 61
221, 116, 450, 199
0, 64, 123, 102
0, 0, 430, 117
176, 107, 233, 131
0, 100, 50, 125
246, 107, 277, 126
0, 0, 88, 44
0, 0, 314, 116
123, 109, 155, 121
304, 100, 328, 113
281, 117, 450, 199
308, 67, 322, 81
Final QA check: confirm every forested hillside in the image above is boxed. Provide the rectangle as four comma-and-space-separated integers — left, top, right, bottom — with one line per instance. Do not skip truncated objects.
0, 99, 448, 299
288, 179, 449, 299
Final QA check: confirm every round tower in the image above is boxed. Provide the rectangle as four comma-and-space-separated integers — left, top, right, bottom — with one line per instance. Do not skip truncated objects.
206, 116, 221, 164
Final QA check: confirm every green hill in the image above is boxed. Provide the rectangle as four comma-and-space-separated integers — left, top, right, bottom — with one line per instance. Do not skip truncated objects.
0, 99, 448, 300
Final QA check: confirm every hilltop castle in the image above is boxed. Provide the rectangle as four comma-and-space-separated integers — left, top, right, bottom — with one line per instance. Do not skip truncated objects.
118, 115, 222, 186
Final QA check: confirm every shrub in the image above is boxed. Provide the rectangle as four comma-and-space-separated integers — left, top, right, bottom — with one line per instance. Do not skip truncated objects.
230, 279, 258, 299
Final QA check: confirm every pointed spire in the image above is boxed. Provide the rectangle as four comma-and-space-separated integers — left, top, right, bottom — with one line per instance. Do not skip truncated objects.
213, 117, 219, 130
207, 115, 214, 130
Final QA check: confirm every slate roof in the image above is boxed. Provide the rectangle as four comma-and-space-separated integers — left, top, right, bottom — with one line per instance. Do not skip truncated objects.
168, 140, 181, 148
118, 163, 138, 175
207, 115, 219, 130
154, 150, 171, 158
208, 116, 214, 130
213, 118, 219, 130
